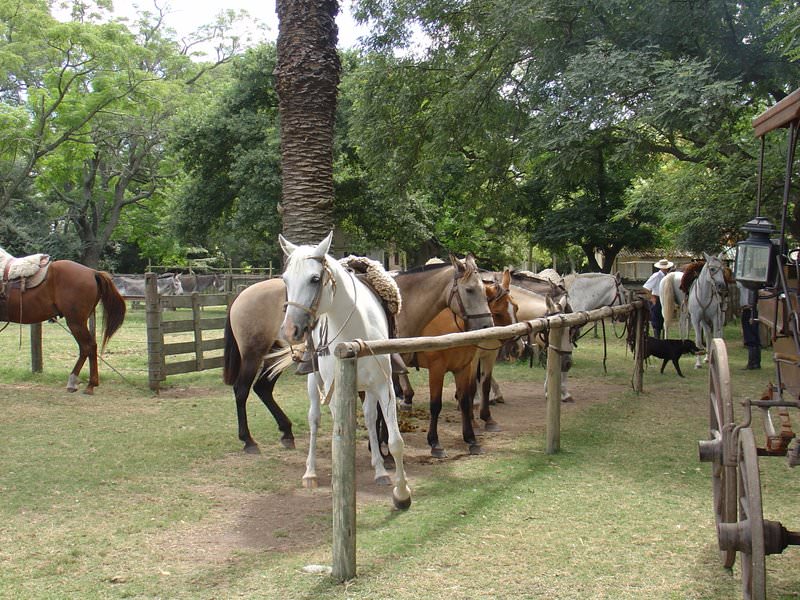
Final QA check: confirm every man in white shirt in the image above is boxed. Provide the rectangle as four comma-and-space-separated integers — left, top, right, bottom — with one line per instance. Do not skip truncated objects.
643, 258, 673, 339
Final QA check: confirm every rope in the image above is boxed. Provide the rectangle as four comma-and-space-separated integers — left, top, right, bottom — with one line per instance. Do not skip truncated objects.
48, 317, 139, 388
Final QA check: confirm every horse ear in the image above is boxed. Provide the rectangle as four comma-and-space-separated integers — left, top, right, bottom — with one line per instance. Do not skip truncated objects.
450, 253, 465, 273
313, 231, 334, 259
501, 268, 511, 289
278, 234, 297, 257
464, 253, 478, 272
702, 251, 711, 262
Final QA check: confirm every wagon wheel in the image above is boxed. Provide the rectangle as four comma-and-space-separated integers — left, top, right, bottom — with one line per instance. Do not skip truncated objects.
736, 427, 767, 600
705, 338, 737, 568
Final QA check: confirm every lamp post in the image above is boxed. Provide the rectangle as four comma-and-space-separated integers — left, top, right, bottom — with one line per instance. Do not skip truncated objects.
734, 216, 778, 291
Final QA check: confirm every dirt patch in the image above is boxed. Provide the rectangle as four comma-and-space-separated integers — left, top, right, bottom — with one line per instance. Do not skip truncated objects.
149, 377, 620, 565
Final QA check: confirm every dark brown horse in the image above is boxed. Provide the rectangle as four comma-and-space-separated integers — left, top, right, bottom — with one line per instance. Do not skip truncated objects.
2, 260, 126, 394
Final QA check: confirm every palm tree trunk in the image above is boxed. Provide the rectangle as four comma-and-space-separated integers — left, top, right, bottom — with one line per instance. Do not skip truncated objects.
275, 0, 341, 245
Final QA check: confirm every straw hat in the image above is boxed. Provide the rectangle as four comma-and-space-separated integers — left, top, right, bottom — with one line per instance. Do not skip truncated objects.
653, 259, 674, 270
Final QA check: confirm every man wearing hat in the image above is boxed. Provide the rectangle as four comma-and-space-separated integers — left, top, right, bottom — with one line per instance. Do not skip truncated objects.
643, 258, 674, 339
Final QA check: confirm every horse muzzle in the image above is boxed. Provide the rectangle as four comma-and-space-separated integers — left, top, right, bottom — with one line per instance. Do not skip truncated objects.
281, 313, 310, 345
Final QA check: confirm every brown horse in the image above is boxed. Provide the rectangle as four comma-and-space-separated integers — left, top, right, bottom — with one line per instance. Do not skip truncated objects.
414, 269, 519, 457
2, 260, 126, 394
222, 254, 495, 460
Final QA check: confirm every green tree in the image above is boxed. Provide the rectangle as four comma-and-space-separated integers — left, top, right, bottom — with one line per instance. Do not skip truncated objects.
170, 45, 283, 267
350, 0, 800, 262
0, 0, 253, 266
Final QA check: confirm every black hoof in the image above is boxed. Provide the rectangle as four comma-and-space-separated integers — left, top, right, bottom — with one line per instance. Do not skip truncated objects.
431, 446, 447, 459
280, 437, 295, 449
393, 493, 412, 511
468, 443, 484, 455
484, 421, 502, 432
243, 443, 261, 455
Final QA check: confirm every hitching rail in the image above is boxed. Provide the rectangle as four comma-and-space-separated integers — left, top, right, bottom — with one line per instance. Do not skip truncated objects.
328, 299, 648, 581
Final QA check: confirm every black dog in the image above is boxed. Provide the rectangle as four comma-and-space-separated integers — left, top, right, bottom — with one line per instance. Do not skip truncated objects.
644, 337, 703, 378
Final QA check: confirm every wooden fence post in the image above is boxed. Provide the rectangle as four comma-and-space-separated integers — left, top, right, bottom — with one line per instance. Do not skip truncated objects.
30, 322, 42, 373
546, 325, 564, 454
332, 346, 358, 582
145, 273, 163, 392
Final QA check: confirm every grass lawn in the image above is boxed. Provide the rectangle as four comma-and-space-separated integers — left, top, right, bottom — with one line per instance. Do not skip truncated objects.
0, 311, 798, 599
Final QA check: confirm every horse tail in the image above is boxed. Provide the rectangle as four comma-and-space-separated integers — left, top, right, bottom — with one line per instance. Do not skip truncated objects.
222, 315, 241, 386
661, 273, 676, 334
95, 271, 127, 352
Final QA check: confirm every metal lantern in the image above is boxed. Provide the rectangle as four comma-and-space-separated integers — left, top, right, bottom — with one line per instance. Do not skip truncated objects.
734, 216, 777, 290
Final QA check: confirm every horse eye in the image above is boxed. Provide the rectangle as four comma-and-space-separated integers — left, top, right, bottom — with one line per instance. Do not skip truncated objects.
311, 274, 321, 283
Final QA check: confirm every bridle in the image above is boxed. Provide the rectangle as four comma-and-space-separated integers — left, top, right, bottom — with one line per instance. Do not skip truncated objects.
691, 261, 725, 313
282, 255, 337, 333
448, 270, 493, 331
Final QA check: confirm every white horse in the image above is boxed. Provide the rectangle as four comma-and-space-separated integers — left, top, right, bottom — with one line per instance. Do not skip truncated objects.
533, 270, 629, 314
659, 271, 687, 338
687, 253, 728, 369
562, 272, 629, 313
277, 232, 412, 510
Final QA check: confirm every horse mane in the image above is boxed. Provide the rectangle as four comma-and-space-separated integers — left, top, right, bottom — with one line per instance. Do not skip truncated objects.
400, 261, 451, 274
680, 261, 705, 295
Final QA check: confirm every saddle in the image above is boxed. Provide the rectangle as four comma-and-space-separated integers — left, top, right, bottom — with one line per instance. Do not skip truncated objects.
0, 251, 51, 322
0, 253, 51, 291
295, 255, 405, 376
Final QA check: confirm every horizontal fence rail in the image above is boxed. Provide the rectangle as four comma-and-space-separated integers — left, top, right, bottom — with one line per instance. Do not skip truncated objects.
144, 273, 237, 391
328, 299, 648, 581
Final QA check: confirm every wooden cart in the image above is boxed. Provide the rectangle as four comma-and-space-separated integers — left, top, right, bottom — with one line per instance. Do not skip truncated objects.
698, 89, 800, 600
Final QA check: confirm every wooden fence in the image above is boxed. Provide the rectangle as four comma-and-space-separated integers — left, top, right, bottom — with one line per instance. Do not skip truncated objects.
327, 299, 649, 581
143, 273, 237, 392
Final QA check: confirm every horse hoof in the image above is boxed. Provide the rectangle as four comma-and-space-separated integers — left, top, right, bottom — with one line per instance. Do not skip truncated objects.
243, 444, 261, 455
375, 475, 392, 486
561, 396, 574, 403
303, 477, 319, 489
392, 490, 412, 511
66, 386, 78, 393
383, 455, 396, 470
399, 402, 413, 412
484, 421, 502, 433
280, 437, 296, 450
493, 396, 505, 404
469, 444, 484, 455
431, 447, 447, 459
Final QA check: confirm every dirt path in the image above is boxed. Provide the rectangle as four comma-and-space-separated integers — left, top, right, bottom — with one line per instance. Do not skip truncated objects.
149, 376, 621, 567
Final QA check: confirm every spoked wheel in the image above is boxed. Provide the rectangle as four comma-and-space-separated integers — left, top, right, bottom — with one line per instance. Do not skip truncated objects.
699, 338, 737, 568
736, 427, 767, 600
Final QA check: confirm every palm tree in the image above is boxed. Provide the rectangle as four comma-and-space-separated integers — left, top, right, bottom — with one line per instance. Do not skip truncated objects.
275, 0, 341, 244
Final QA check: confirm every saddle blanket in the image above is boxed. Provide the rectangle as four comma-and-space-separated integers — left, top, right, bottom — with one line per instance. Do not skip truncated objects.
0, 251, 51, 289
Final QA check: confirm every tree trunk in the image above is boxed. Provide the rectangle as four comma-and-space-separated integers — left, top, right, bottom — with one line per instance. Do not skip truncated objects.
275, 0, 340, 246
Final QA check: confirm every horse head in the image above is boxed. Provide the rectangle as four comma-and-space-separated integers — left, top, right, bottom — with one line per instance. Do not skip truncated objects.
279, 231, 334, 344
702, 252, 728, 293
447, 253, 494, 331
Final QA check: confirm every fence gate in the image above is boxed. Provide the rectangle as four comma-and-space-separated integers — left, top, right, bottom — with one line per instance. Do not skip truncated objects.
144, 273, 236, 391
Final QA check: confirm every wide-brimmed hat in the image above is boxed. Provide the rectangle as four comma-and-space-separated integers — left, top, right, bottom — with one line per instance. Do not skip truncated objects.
653, 259, 674, 269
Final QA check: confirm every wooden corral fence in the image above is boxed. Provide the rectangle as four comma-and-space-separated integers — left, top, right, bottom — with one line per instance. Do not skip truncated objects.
143, 273, 237, 392
327, 299, 649, 581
